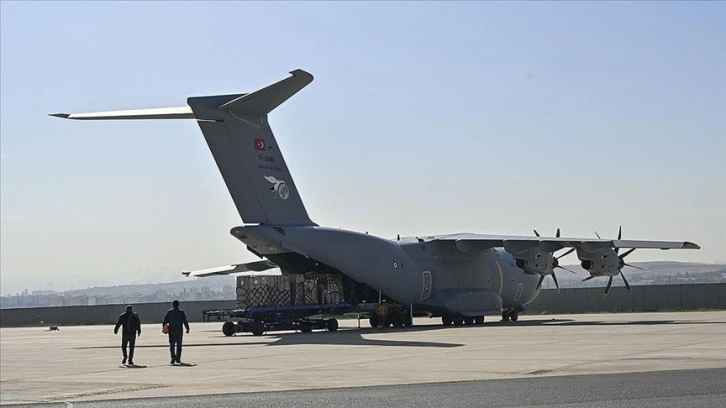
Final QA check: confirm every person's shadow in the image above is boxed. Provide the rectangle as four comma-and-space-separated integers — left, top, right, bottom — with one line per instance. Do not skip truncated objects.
173, 362, 197, 367
120, 364, 147, 369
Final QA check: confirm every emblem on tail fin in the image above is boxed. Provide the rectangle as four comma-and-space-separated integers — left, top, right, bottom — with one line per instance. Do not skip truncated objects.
264, 176, 290, 200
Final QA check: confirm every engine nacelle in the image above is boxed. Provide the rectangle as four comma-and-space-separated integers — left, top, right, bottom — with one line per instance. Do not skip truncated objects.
577, 247, 620, 277
511, 248, 555, 276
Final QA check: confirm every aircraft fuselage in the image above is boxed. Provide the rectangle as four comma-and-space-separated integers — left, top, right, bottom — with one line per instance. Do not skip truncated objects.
233, 225, 541, 316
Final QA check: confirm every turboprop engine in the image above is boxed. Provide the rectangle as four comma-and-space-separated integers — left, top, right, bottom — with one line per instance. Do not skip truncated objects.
577, 226, 642, 297
577, 247, 620, 276
507, 229, 576, 291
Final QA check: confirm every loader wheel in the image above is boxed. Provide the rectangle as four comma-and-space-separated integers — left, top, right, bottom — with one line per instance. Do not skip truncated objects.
222, 321, 236, 337
251, 322, 265, 336
326, 318, 339, 332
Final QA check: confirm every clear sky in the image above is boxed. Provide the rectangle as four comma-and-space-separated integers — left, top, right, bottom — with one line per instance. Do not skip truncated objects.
1, 1, 724, 295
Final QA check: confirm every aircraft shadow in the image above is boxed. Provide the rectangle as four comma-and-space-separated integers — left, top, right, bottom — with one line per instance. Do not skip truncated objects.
75, 318, 717, 351
260, 328, 462, 348
77, 335, 459, 349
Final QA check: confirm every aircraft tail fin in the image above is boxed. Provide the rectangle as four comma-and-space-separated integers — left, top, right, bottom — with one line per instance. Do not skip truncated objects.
51, 69, 316, 226
187, 70, 315, 226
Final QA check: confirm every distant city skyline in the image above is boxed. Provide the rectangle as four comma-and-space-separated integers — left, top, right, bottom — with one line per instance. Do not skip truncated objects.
2, 2, 724, 295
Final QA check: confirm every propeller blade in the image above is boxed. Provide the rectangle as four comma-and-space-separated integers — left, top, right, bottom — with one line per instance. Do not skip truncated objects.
536, 274, 546, 290
623, 262, 643, 271
615, 226, 622, 254
557, 248, 575, 259
557, 265, 578, 274
594, 231, 601, 239
533, 229, 540, 237
556, 228, 561, 238
619, 248, 636, 259
620, 270, 632, 292
603, 276, 613, 297
583, 275, 596, 281
551, 272, 560, 291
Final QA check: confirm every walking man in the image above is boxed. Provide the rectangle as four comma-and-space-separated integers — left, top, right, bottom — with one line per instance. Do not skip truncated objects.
114, 305, 141, 365
375, 302, 388, 331
163, 300, 190, 365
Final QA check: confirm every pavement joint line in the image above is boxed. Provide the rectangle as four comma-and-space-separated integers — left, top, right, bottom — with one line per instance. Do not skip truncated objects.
44, 384, 169, 402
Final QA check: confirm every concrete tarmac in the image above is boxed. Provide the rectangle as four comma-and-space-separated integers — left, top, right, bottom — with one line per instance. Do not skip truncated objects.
1, 311, 725, 405
7, 368, 726, 408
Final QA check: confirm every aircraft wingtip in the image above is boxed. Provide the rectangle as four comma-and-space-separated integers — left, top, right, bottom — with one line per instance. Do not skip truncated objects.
181, 272, 191, 277
49, 113, 70, 119
684, 242, 700, 250
290, 69, 313, 81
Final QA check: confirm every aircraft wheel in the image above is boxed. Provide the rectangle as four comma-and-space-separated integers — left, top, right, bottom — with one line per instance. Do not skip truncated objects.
369, 315, 379, 328
453, 315, 464, 326
222, 321, 236, 337
511, 312, 519, 322
501, 311, 511, 322
464, 317, 474, 325
251, 322, 265, 336
474, 316, 484, 325
300, 326, 313, 333
326, 318, 339, 332
442, 316, 453, 326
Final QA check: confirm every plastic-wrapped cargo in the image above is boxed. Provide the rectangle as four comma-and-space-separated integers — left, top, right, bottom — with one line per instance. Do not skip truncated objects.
236, 273, 344, 309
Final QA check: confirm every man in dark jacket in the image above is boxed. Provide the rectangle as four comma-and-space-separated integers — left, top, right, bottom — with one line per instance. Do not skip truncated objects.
114, 305, 141, 365
163, 300, 190, 365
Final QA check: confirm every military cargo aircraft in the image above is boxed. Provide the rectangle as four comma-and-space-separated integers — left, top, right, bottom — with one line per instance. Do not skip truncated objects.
52, 69, 699, 324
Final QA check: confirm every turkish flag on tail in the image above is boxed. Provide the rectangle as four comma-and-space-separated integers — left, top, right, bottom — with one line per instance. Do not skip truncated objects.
254, 138, 266, 151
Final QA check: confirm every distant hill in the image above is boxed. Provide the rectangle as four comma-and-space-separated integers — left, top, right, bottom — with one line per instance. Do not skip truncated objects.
541, 261, 726, 289
62, 275, 236, 297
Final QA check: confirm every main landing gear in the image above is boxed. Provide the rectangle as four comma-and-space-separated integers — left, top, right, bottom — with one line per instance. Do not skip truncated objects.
501, 310, 519, 322
441, 314, 485, 326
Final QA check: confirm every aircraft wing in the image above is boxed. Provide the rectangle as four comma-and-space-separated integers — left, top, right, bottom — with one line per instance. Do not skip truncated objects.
182, 260, 278, 277
424, 233, 700, 254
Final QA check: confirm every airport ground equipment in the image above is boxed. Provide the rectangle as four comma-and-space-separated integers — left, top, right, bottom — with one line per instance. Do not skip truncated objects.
212, 302, 376, 336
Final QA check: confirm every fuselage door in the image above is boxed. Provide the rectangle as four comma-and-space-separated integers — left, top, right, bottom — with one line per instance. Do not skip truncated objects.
420, 271, 432, 301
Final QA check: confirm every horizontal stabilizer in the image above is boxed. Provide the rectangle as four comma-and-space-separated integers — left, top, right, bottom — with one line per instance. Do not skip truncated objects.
182, 259, 278, 277
49, 106, 195, 120
216, 69, 313, 116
